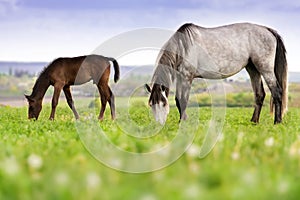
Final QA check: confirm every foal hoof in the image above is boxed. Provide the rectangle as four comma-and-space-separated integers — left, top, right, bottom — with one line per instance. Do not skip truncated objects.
274, 120, 282, 124
250, 119, 259, 124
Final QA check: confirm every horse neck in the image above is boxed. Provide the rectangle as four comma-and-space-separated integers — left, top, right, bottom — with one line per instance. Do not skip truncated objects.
30, 74, 50, 101
152, 62, 172, 89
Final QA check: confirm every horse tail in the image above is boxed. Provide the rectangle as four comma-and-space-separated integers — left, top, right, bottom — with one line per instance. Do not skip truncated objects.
107, 57, 120, 83
267, 28, 288, 117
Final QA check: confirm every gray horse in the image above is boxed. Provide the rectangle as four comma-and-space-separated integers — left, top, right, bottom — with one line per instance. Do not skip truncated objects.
146, 22, 287, 124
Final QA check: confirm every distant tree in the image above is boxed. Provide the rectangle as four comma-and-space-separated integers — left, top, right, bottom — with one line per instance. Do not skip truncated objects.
9, 67, 13, 76
14, 69, 30, 78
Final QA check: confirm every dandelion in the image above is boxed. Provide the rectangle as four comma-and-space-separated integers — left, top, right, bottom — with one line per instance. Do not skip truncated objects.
55, 171, 69, 185
2, 156, 19, 176
289, 140, 300, 157
186, 144, 200, 158
188, 162, 200, 174
277, 180, 289, 194
231, 151, 240, 160
264, 137, 275, 147
184, 184, 201, 199
27, 154, 43, 170
139, 193, 157, 200
86, 172, 101, 189
108, 158, 122, 169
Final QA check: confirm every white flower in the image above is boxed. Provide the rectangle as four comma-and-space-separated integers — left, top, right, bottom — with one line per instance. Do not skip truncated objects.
289, 140, 300, 157
264, 137, 275, 147
184, 184, 201, 199
27, 154, 43, 170
55, 171, 69, 185
2, 156, 19, 176
139, 194, 157, 200
231, 151, 240, 160
278, 180, 289, 194
86, 172, 101, 189
186, 144, 200, 158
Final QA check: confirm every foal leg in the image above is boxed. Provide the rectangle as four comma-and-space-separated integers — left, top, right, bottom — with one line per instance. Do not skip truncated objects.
107, 87, 116, 120
245, 63, 266, 123
63, 85, 79, 120
97, 85, 109, 121
49, 83, 64, 120
175, 77, 192, 122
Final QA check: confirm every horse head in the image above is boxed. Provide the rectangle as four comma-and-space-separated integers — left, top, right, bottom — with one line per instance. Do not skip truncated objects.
145, 83, 170, 125
25, 95, 42, 120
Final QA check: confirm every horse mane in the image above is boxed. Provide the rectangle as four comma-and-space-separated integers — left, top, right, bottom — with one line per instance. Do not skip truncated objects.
153, 23, 197, 86
175, 23, 197, 55
158, 23, 197, 67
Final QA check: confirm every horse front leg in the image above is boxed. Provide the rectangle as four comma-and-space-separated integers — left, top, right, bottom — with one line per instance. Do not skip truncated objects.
175, 78, 191, 122
50, 83, 63, 120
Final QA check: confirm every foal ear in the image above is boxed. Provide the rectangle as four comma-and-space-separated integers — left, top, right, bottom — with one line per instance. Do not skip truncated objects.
144, 84, 152, 93
24, 94, 34, 102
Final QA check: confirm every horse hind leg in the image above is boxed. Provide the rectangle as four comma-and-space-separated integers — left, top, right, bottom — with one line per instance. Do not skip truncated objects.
97, 85, 110, 121
245, 61, 266, 123
63, 85, 79, 119
253, 61, 282, 124
263, 74, 282, 124
107, 87, 116, 120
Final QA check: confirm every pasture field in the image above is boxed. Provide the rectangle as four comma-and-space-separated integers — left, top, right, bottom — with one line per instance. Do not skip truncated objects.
1, 98, 300, 200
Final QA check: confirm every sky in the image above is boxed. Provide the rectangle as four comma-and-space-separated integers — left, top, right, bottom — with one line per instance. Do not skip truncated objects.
0, 0, 299, 71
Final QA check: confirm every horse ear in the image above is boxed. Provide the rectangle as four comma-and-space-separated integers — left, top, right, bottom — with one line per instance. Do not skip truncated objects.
145, 84, 151, 93
161, 85, 166, 92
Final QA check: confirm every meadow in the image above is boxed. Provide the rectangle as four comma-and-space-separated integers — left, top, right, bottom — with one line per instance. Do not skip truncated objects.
1, 96, 300, 199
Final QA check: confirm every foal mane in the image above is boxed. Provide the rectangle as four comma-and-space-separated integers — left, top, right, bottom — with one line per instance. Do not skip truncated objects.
28, 59, 56, 99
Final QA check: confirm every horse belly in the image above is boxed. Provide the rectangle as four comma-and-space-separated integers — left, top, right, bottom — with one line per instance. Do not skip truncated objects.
189, 46, 249, 79
73, 67, 92, 85
194, 40, 250, 79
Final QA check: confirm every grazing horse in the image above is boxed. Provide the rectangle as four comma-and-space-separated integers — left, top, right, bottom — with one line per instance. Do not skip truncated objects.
25, 54, 120, 120
146, 23, 287, 124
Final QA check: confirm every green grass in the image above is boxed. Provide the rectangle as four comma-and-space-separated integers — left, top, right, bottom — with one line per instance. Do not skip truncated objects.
1, 101, 300, 199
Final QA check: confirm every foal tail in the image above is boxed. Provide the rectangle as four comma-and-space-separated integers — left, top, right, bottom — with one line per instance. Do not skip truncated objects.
107, 57, 120, 83
267, 28, 288, 117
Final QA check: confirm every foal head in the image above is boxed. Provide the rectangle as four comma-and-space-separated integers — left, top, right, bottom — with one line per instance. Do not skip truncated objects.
25, 95, 42, 120
145, 83, 170, 125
